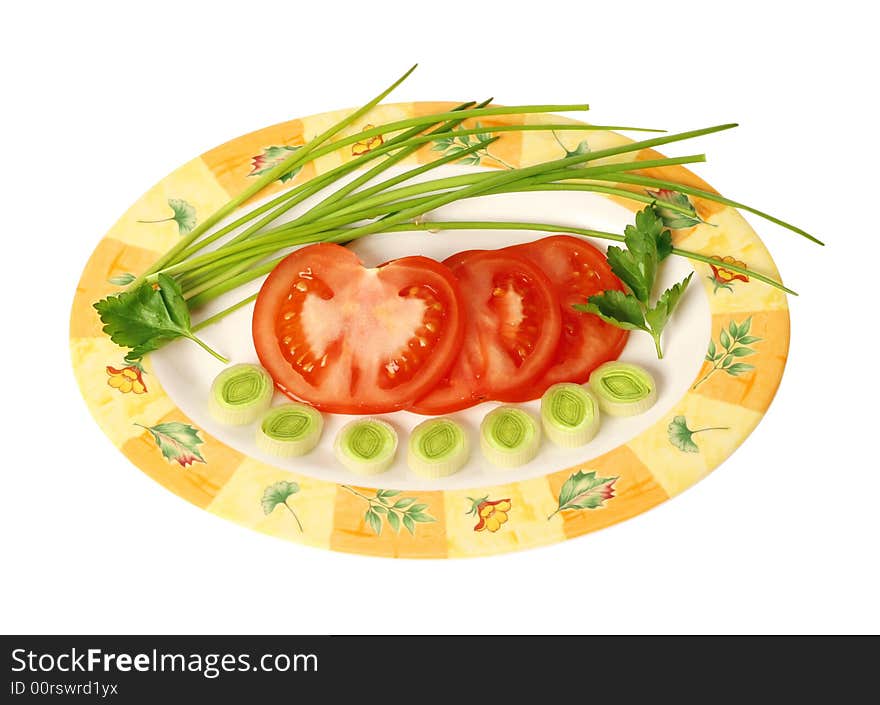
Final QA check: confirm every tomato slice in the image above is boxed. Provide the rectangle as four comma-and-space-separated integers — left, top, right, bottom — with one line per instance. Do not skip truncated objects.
252, 243, 465, 414
502, 235, 629, 401
410, 249, 562, 414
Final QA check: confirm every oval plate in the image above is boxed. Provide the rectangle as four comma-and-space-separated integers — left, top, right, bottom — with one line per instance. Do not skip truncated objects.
70, 102, 788, 558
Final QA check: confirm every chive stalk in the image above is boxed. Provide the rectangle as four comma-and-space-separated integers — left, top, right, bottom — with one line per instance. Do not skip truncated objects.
97, 69, 819, 367
128, 64, 421, 289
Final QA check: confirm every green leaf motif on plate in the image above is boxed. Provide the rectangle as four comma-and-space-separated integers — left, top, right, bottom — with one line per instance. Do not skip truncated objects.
249, 145, 304, 183
137, 421, 205, 468
260, 480, 303, 533
365, 509, 383, 536
262, 481, 299, 513
137, 198, 197, 235
341, 485, 435, 536
551, 130, 590, 158
430, 122, 514, 169
548, 470, 617, 520
693, 317, 763, 389
261, 481, 304, 532
646, 189, 705, 229
108, 272, 136, 286
667, 416, 729, 453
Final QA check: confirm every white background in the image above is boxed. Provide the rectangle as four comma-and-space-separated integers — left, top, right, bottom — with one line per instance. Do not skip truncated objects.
1, 0, 877, 635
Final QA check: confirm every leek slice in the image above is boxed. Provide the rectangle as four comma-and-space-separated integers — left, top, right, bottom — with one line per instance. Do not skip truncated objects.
540, 383, 601, 447
209, 363, 273, 425
256, 403, 323, 457
334, 418, 398, 475
480, 406, 541, 468
407, 419, 469, 478
589, 362, 657, 416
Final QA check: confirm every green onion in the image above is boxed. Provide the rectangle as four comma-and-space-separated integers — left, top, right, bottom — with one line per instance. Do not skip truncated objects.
334, 419, 398, 475
589, 362, 657, 417
93, 66, 818, 365
209, 363, 274, 425
256, 404, 323, 458
540, 383, 601, 447
480, 406, 542, 468
129, 64, 421, 289
407, 418, 470, 478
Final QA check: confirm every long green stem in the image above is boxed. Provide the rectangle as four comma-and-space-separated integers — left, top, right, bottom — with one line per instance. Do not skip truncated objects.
192, 102, 606, 253
178, 255, 263, 295
608, 173, 823, 245
172, 104, 468, 266
173, 120, 632, 269
347, 155, 709, 219
96, 55, 822, 372
268, 154, 707, 242
287, 100, 494, 229
381, 221, 796, 294
165, 155, 703, 282
291, 125, 736, 253
317, 130, 721, 222
183, 333, 228, 363
127, 64, 420, 290
183, 101, 482, 265
191, 293, 258, 332
165, 139, 499, 281
172, 169, 340, 268
186, 213, 796, 329
186, 259, 283, 308
177, 155, 709, 292
270, 135, 501, 231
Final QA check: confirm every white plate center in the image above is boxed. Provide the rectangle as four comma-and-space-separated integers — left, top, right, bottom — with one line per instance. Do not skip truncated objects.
151, 165, 710, 490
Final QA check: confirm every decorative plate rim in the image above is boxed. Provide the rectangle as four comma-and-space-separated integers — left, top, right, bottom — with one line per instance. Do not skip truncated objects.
70, 101, 789, 558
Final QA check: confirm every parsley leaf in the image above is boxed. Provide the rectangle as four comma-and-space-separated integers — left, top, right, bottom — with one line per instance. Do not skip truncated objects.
93, 274, 227, 363
605, 245, 650, 303
575, 289, 648, 331
574, 206, 692, 359
645, 272, 694, 349
604, 207, 673, 303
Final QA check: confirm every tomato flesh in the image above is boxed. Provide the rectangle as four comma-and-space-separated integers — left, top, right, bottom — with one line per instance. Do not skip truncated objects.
502, 235, 628, 401
409, 249, 562, 414
253, 243, 465, 414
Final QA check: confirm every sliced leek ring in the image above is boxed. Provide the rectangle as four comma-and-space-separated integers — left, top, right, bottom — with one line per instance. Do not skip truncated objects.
334, 418, 398, 475
480, 405, 541, 468
589, 361, 657, 417
256, 403, 323, 457
540, 383, 601, 447
407, 418, 469, 478
209, 363, 274, 425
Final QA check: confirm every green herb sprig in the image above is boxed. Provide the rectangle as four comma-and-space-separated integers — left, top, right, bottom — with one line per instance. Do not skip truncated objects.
574, 206, 693, 359
93, 65, 818, 363
94, 273, 226, 363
